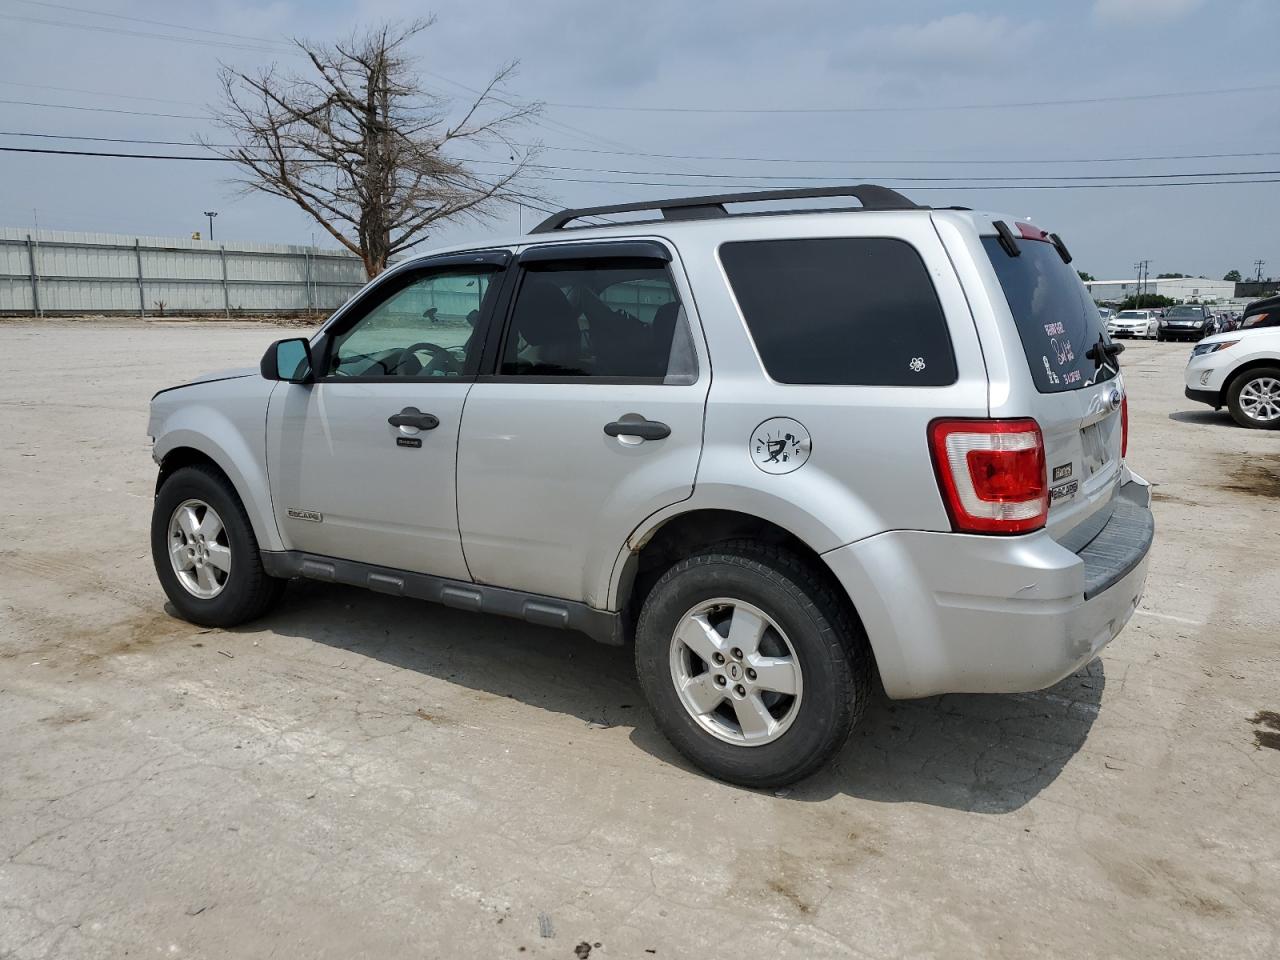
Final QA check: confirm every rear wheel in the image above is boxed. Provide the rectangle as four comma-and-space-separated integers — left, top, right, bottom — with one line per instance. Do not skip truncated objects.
1227, 367, 1280, 430
634, 541, 870, 788
151, 465, 285, 626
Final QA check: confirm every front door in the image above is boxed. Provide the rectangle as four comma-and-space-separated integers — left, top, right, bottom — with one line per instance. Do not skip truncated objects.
456, 241, 710, 606
266, 252, 508, 579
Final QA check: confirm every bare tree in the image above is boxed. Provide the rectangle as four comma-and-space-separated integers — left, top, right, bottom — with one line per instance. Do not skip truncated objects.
209, 19, 542, 278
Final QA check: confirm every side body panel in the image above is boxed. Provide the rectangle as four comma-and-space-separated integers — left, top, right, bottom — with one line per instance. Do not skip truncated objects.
599, 213, 990, 609
264, 380, 472, 579
149, 375, 284, 552
456, 239, 712, 606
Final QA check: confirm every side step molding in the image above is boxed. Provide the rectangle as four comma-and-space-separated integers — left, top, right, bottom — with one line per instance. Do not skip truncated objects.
261, 551, 624, 646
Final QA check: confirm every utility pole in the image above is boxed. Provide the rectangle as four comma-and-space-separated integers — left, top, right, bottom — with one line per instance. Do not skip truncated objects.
1133, 260, 1150, 304
1254, 259, 1266, 282
203, 211, 218, 242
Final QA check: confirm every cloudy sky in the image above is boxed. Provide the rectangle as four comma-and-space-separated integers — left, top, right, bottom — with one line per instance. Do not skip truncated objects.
2, 0, 1278, 279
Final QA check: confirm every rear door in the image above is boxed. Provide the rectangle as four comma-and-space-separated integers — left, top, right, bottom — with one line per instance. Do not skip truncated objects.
978, 226, 1125, 543
455, 239, 709, 607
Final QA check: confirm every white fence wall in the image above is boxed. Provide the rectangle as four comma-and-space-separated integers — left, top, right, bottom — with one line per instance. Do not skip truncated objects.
0, 228, 368, 316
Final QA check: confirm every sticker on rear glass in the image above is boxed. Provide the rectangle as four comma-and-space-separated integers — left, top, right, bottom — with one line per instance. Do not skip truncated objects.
750, 418, 811, 475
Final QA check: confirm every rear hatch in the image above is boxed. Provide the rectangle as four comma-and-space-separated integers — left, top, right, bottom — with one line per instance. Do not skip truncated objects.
980, 223, 1125, 547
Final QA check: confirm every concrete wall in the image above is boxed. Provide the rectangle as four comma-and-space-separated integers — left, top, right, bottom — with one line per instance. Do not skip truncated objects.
0, 228, 368, 316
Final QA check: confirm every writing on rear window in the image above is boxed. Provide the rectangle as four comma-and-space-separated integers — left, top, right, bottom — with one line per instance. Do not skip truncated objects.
982, 236, 1116, 394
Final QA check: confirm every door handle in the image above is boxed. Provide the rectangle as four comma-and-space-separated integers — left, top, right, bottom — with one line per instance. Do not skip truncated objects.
388, 407, 439, 430
603, 414, 670, 441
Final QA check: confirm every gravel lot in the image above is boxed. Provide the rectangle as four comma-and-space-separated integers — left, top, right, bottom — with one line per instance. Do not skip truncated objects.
1, 318, 1278, 959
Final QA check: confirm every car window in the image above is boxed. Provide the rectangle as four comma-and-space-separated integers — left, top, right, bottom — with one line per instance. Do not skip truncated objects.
328, 267, 501, 379
982, 236, 1116, 392
718, 238, 957, 386
499, 260, 696, 382
1165, 306, 1203, 318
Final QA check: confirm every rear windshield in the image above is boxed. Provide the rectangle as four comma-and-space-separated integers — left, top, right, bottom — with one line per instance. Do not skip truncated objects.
982, 236, 1117, 392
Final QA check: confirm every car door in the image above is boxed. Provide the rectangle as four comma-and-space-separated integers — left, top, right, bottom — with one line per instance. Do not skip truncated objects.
455, 239, 710, 607
266, 250, 510, 579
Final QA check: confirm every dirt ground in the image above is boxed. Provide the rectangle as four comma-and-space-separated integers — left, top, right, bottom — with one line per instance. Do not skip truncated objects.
1, 317, 1278, 959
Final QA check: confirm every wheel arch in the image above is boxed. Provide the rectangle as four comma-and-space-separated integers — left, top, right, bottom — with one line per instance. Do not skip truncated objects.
153, 431, 283, 552
609, 507, 875, 667
1222, 358, 1280, 406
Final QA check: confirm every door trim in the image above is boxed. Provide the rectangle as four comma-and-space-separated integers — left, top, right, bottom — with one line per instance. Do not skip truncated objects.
260, 550, 624, 645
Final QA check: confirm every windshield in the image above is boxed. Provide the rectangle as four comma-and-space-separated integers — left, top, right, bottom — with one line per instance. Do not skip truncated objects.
1166, 306, 1203, 318
983, 236, 1117, 393
1117, 311, 1145, 319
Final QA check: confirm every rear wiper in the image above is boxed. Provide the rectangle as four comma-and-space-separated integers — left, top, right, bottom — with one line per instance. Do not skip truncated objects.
1085, 334, 1124, 367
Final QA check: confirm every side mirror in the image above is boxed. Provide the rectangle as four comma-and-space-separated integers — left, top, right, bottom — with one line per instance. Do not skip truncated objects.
261, 338, 313, 383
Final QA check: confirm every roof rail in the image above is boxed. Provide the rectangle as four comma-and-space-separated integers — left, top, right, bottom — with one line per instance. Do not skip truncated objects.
529, 183, 921, 233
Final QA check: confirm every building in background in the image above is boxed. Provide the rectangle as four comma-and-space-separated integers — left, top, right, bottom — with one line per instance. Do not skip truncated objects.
1084, 276, 1236, 305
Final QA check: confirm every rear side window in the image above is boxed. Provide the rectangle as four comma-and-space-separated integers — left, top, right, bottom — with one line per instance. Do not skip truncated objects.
982, 236, 1116, 392
719, 238, 957, 386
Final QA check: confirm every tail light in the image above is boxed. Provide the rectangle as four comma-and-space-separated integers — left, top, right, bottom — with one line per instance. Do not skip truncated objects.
1120, 394, 1129, 459
929, 419, 1048, 534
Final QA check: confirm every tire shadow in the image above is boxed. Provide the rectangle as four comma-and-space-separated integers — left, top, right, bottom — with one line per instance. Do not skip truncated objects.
252, 580, 1103, 814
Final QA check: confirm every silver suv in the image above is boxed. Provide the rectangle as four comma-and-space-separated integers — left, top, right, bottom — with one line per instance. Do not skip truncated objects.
148, 185, 1154, 787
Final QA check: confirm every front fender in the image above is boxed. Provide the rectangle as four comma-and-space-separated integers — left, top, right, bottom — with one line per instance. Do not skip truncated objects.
150, 382, 282, 552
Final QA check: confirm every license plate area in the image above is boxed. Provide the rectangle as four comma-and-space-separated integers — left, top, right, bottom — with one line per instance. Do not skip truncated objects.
1081, 421, 1110, 477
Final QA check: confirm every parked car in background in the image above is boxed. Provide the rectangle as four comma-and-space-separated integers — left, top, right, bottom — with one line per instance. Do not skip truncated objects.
1097, 306, 1116, 324
146, 185, 1154, 787
1185, 325, 1280, 428
1241, 294, 1280, 331
1158, 304, 1216, 342
1107, 309, 1158, 339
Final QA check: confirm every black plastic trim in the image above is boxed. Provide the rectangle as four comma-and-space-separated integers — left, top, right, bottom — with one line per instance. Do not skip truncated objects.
1079, 483, 1154, 600
518, 240, 672, 263
1184, 385, 1220, 408
993, 220, 1021, 258
530, 184, 921, 232
260, 551, 624, 645
1049, 232, 1073, 264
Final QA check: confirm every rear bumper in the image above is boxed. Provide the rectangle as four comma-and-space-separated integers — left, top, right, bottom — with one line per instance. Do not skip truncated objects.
822, 473, 1153, 699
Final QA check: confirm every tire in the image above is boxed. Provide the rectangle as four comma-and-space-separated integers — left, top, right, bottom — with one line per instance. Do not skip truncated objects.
1157, 332, 1165, 342
151, 464, 285, 626
1226, 366, 1280, 430
634, 540, 871, 788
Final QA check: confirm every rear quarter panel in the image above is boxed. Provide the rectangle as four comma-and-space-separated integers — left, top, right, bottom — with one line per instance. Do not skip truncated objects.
601, 212, 991, 606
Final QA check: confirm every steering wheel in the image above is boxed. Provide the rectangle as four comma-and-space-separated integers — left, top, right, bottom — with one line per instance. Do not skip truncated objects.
392, 341, 460, 377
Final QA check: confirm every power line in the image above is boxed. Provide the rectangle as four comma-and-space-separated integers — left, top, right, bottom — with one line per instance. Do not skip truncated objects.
12, 0, 295, 48
0, 98, 206, 120
5, 145, 1280, 192
539, 81, 1280, 115
522, 142, 1280, 167
10, 130, 1280, 172
0, 80, 203, 108
0, 12, 288, 54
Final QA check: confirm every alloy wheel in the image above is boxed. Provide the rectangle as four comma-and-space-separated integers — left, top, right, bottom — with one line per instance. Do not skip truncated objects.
1239, 376, 1280, 423
167, 499, 232, 598
669, 598, 803, 746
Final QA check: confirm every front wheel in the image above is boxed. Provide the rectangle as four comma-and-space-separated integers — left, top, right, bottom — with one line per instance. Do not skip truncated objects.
634, 541, 871, 788
151, 464, 285, 626
1227, 367, 1280, 429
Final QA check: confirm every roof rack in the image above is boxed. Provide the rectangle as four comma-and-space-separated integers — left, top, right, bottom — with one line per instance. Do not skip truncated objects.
529, 183, 921, 233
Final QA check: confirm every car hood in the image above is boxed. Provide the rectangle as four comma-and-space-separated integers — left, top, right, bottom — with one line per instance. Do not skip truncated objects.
152, 367, 257, 399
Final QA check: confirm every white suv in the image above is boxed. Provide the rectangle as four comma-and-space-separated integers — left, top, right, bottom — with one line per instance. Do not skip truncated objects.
1184, 327, 1280, 428
1107, 309, 1157, 339
148, 185, 1154, 786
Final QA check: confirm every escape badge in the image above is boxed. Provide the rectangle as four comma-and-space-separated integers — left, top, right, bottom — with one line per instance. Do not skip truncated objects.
750, 417, 812, 475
